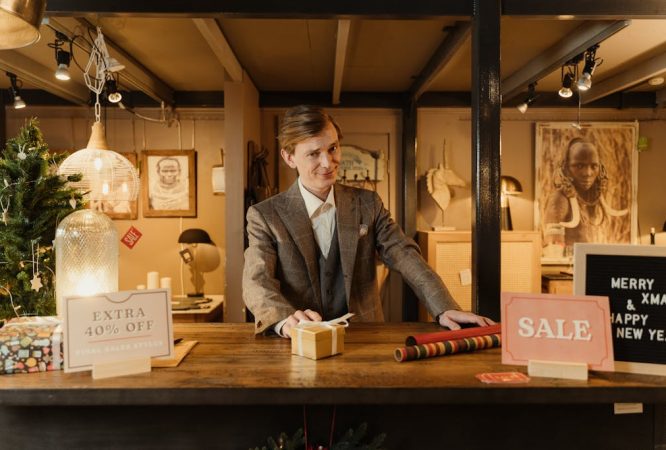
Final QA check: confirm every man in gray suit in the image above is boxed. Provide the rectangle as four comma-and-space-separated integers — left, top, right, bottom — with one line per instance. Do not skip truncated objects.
243, 105, 493, 337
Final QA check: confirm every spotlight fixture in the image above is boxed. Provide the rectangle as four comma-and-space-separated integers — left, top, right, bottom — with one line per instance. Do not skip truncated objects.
6, 72, 26, 109
55, 50, 71, 80
50, 32, 72, 81
577, 45, 601, 92
517, 82, 537, 114
105, 77, 122, 103
559, 72, 574, 98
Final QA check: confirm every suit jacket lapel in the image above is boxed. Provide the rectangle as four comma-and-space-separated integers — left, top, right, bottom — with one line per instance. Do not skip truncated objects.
276, 181, 322, 308
335, 185, 360, 302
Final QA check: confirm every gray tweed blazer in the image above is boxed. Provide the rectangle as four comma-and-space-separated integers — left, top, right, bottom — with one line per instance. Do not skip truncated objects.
242, 181, 460, 334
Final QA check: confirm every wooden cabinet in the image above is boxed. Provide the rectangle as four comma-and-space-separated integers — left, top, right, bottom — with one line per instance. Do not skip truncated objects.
541, 273, 573, 295
417, 231, 541, 320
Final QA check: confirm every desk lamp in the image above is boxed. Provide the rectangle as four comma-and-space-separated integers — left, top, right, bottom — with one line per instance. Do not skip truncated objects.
178, 229, 220, 297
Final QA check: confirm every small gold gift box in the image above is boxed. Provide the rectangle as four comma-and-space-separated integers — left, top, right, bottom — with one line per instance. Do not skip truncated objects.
291, 323, 346, 360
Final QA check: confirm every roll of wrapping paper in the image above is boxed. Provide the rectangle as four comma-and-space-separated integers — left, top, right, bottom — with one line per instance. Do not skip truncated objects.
405, 323, 501, 346
394, 334, 501, 362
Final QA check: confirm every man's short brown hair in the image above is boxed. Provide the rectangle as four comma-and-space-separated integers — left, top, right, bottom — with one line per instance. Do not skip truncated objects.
278, 105, 342, 155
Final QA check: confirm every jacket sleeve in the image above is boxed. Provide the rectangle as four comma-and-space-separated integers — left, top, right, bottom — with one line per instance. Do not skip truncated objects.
242, 205, 296, 334
370, 192, 461, 318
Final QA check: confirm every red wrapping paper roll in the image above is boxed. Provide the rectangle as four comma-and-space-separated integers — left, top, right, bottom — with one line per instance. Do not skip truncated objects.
394, 334, 501, 362
405, 323, 501, 346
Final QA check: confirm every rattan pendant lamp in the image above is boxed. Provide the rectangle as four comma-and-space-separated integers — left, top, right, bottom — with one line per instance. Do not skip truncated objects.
58, 27, 138, 206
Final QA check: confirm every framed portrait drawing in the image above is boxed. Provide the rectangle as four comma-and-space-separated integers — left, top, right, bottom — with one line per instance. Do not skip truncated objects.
535, 122, 638, 263
141, 150, 197, 218
93, 152, 139, 220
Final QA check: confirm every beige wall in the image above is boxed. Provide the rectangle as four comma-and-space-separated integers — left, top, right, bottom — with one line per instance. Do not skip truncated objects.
5, 103, 666, 322
6, 106, 226, 297
417, 107, 666, 244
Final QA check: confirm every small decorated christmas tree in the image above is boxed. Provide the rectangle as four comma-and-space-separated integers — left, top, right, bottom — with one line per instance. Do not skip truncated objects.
0, 118, 83, 319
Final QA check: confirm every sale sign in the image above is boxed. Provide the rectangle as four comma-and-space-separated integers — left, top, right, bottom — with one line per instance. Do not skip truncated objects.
63, 289, 173, 373
501, 292, 614, 371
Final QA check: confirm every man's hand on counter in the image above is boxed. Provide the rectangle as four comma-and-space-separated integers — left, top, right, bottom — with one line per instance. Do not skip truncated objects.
282, 309, 323, 338
438, 310, 495, 330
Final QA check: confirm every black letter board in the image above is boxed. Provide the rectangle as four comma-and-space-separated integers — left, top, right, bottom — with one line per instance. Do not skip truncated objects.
574, 243, 666, 375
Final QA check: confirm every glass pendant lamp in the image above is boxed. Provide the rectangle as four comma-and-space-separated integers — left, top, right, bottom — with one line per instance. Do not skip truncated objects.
55, 209, 118, 314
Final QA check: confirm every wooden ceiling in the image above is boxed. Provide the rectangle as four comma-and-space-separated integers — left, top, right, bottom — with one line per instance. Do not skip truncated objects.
1, 2, 665, 108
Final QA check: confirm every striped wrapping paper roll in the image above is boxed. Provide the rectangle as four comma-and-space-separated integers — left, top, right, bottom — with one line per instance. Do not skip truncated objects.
394, 334, 501, 362
405, 323, 502, 346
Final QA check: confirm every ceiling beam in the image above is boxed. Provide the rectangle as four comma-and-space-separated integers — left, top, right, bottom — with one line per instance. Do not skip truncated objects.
503, 0, 666, 19
47, 17, 175, 106
332, 20, 351, 105
192, 18, 243, 82
0, 51, 89, 105
46, 0, 666, 19
409, 21, 471, 101
582, 51, 666, 104
501, 20, 630, 102
45, 0, 471, 18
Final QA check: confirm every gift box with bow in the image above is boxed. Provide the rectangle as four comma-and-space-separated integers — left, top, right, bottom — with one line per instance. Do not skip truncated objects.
291, 313, 353, 360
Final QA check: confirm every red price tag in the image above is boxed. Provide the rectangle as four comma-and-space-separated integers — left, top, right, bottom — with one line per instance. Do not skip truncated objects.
121, 226, 143, 249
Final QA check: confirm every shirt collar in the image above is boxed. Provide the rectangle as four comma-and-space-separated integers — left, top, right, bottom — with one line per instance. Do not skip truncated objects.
297, 178, 336, 218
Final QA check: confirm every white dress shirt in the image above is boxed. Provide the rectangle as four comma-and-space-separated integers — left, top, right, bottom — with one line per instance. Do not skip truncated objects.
274, 179, 337, 336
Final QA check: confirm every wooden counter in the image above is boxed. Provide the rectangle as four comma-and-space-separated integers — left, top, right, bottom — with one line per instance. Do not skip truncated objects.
1, 323, 664, 449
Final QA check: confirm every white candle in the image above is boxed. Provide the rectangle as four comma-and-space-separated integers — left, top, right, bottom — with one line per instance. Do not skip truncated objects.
147, 271, 159, 289
160, 277, 172, 290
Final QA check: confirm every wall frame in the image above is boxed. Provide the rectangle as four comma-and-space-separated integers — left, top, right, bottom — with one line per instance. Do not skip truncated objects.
141, 150, 196, 218
535, 122, 638, 264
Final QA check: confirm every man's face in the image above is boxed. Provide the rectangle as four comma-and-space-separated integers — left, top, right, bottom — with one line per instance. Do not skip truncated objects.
567, 142, 600, 192
157, 160, 180, 186
281, 121, 340, 200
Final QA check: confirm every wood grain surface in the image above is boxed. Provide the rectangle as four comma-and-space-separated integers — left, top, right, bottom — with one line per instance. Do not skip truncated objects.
1, 322, 666, 406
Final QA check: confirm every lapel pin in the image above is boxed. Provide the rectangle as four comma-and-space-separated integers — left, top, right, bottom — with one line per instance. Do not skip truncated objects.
359, 224, 368, 237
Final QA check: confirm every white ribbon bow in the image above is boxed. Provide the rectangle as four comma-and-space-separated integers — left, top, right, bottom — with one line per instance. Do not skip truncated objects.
295, 312, 355, 356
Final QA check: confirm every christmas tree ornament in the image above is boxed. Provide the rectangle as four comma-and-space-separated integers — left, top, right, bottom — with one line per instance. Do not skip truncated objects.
69, 198, 77, 209
0, 196, 9, 225
30, 241, 42, 292
17, 143, 27, 160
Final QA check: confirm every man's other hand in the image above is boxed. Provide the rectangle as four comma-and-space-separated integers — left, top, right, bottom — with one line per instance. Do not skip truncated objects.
438, 310, 495, 330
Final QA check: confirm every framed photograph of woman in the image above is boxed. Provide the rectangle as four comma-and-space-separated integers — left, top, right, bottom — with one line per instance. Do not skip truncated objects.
535, 122, 638, 263
142, 150, 197, 218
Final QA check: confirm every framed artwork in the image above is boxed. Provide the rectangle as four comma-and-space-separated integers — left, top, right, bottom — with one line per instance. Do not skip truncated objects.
93, 152, 139, 220
141, 150, 196, 218
337, 144, 385, 191
535, 122, 638, 263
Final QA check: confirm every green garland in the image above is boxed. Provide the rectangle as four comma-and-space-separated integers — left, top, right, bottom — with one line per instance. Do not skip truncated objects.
251, 422, 386, 450
0, 118, 83, 319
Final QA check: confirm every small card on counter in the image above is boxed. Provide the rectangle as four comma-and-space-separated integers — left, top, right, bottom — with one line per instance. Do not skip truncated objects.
63, 289, 173, 373
476, 372, 531, 384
